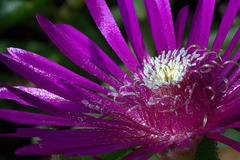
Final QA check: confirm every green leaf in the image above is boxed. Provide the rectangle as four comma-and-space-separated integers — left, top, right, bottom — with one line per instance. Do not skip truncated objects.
194, 137, 219, 160
52, 155, 93, 160
148, 154, 160, 160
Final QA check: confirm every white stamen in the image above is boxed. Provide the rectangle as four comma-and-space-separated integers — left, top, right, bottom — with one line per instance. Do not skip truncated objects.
142, 48, 202, 89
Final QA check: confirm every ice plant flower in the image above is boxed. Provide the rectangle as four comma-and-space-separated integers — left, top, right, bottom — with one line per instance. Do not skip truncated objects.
0, 0, 240, 159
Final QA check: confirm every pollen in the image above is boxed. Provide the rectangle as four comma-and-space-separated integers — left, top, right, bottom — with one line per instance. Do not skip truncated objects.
142, 48, 202, 89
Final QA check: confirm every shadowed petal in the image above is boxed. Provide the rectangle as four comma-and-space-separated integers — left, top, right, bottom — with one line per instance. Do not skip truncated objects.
0, 109, 80, 126
143, 0, 167, 53
175, 6, 189, 48
122, 145, 153, 160
187, 0, 203, 47
216, 26, 240, 76
15, 144, 63, 155
123, 142, 170, 160
198, 0, 215, 47
219, 47, 240, 79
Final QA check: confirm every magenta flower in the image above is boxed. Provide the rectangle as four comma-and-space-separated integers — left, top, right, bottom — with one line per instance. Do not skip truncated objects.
0, 0, 240, 159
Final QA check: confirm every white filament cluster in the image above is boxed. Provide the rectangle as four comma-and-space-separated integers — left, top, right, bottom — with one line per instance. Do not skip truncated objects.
142, 48, 202, 89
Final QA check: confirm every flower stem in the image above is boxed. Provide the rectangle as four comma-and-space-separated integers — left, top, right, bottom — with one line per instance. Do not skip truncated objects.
194, 137, 219, 160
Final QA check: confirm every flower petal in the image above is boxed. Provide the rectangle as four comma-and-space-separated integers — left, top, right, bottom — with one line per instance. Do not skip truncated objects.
0, 109, 80, 126
221, 78, 240, 104
0, 82, 115, 127
212, 0, 240, 51
123, 142, 170, 160
12, 126, 161, 156
207, 133, 240, 152
221, 122, 240, 129
219, 47, 240, 79
187, 0, 203, 47
54, 24, 130, 83
118, 0, 149, 65
0, 87, 100, 113
65, 144, 134, 156
15, 128, 144, 140
216, 26, 240, 75
122, 145, 153, 160
0, 53, 131, 116
224, 66, 240, 89
175, 6, 189, 48
15, 144, 62, 155
7, 47, 110, 95
198, 0, 215, 47
143, 0, 167, 53
212, 98, 240, 128
85, 0, 140, 72
0, 86, 64, 105
0, 82, 66, 116
36, 14, 121, 89
155, 0, 176, 50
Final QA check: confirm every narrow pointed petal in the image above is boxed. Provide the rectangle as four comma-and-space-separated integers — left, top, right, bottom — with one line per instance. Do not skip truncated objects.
15, 128, 141, 140
175, 6, 189, 48
207, 133, 240, 152
0, 86, 64, 105
0, 133, 30, 138
187, 0, 203, 47
122, 145, 153, 160
219, 46, 240, 78
65, 143, 134, 156
123, 143, 170, 160
212, 0, 240, 50
0, 109, 80, 126
15, 144, 62, 155
64, 139, 163, 157
143, 0, 167, 53
224, 66, 240, 88
36, 14, 121, 89
155, 0, 176, 50
0, 82, 111, 127
222, 27, 240, 61
7, 47, 110, 95
220, 78, 240, 104
216, 26, 240, 75
55, 24, 130, 83
213, 103, 240, 129
0, 87, 100, 113
85, 0, 140, 72
118, 0, 149, 65
198, 0, 215, 47
0, 82, 66, 116
221, 122, 240, 129
0, 53, 130, 116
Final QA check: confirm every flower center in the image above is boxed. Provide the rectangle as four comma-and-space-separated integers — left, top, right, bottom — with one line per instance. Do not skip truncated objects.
142, 48, 202, 89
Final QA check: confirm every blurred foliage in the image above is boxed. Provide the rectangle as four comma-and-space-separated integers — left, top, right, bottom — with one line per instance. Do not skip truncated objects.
0, 0, 239, 160
195, 137, 219, 160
